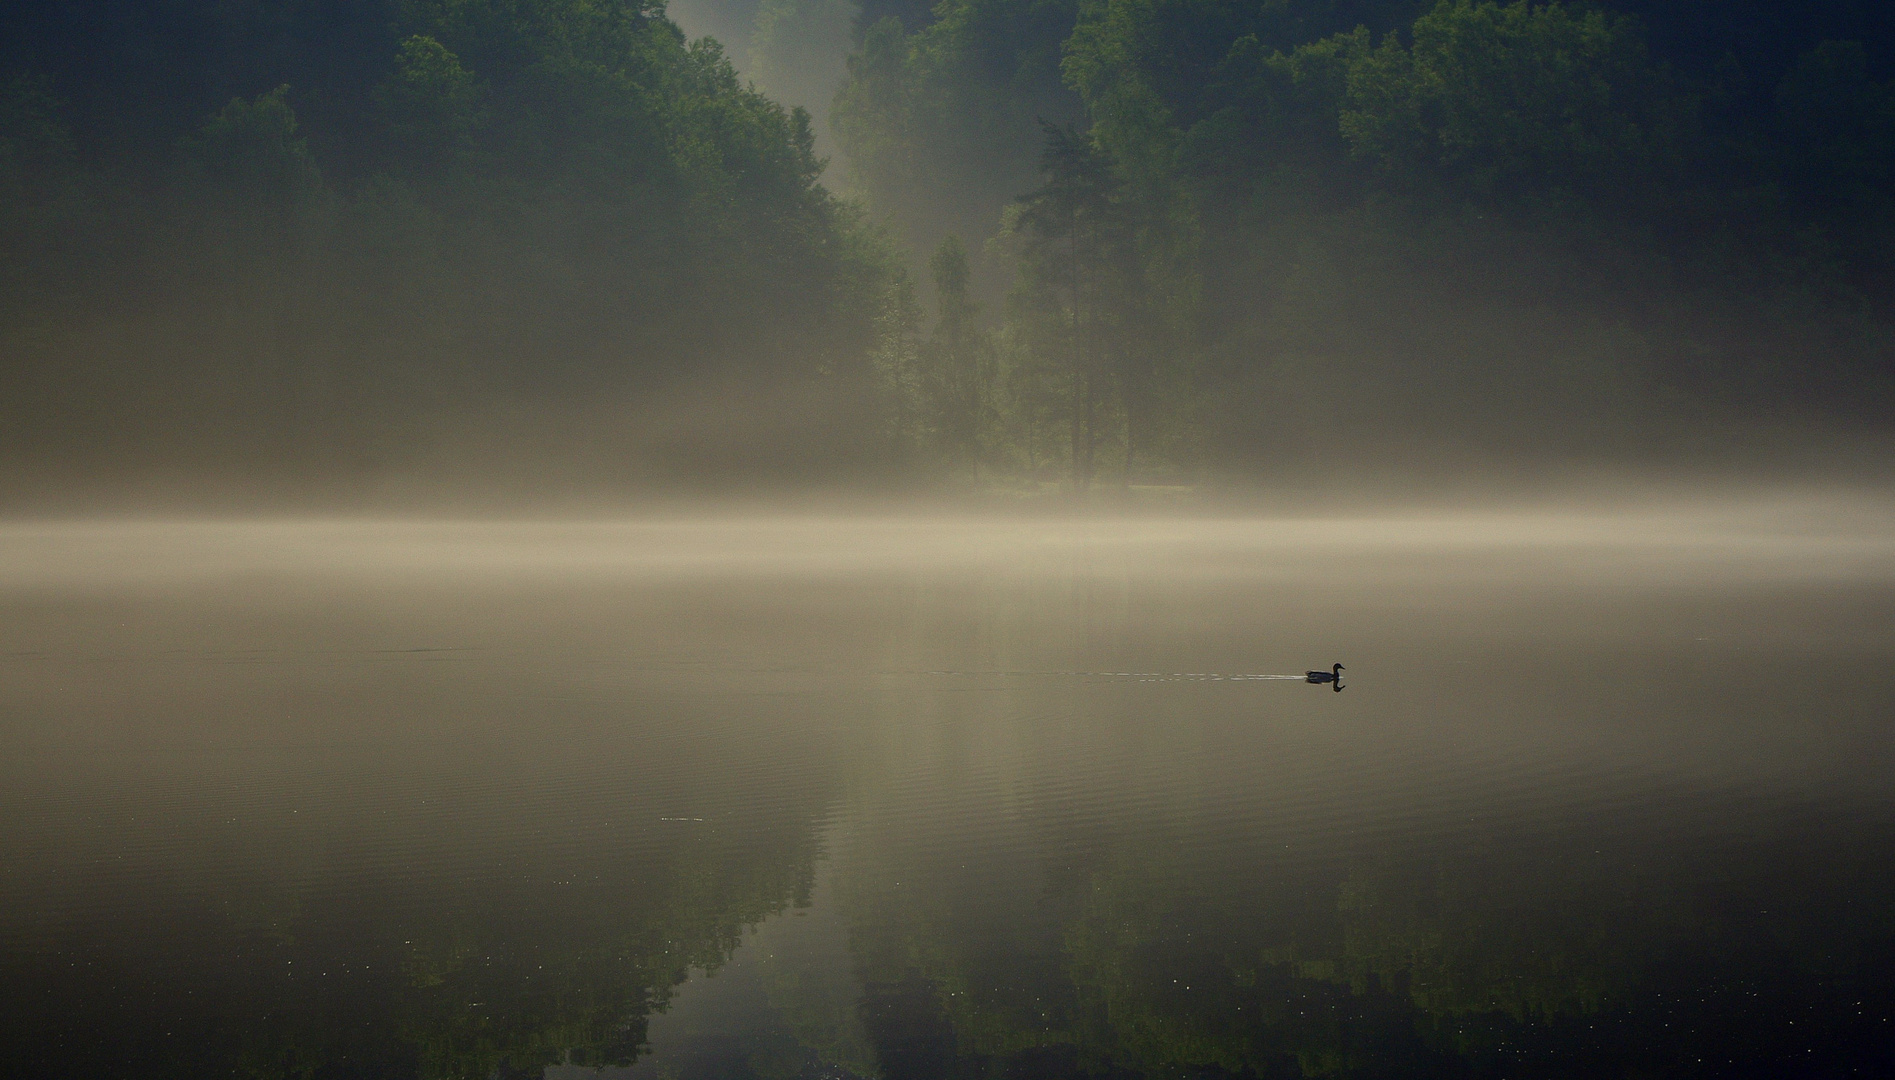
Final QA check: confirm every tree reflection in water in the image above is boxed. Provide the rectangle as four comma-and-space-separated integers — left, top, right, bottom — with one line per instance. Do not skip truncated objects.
820, 792, 1895, 1079
3, 807, 829, 1078
6, 517, 1895, 1079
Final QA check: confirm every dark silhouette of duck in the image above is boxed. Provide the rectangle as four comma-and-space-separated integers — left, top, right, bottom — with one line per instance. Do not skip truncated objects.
1306, 663, 1345, 691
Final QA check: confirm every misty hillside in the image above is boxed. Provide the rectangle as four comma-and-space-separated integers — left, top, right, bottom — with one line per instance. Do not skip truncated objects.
2, 0, 1892, 498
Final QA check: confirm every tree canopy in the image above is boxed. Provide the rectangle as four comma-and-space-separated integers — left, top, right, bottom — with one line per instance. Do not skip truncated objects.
1, 0, 1891, 497
0, 0, 902, 498
836, 0, 1895, 486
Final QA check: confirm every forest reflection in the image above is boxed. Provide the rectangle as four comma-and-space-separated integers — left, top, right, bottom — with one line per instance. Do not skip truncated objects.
822, 790, 1895, 1078
2, 510, 1892, 1078
15, 785, 1890, 1078
3, 737, 838, 1077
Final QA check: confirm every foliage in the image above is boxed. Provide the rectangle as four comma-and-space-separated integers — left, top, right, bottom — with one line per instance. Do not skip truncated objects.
832, 0, 1895, 486
2, 0, 1893, 493
1338, 1, 1692, 205
830, 0, 1083, 265
0, 0, 901, 495
1002, 124, 1133, 489
920, 234, 996, 468
748, 0, 856, 130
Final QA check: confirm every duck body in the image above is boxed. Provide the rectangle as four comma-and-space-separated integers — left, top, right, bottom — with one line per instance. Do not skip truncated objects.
1305, 663, 1345, 690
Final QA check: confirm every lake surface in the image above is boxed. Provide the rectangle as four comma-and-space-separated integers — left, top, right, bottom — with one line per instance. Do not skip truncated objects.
3, 502, 1894, 1078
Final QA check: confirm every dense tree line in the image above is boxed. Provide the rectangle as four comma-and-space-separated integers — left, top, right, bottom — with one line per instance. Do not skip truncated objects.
0, 0, 898, 497
836, 0, 1895, 485
1, 0, 1890, 495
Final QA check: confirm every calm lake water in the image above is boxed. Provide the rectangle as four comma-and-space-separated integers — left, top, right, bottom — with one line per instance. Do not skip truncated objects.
3, 502, 1894, 1078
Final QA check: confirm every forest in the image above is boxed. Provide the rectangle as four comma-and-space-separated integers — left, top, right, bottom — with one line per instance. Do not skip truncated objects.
2, 0, 1891, 497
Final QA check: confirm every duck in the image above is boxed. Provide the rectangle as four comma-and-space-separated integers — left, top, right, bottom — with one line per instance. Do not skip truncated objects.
1305, 663, 1344, 691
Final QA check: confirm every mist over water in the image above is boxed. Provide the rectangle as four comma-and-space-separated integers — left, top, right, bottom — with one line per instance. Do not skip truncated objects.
3, 497, 1893, 1076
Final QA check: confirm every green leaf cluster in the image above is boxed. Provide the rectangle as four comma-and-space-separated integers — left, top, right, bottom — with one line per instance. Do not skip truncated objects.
834, 0, 1895, 485
0, 0, 904, 494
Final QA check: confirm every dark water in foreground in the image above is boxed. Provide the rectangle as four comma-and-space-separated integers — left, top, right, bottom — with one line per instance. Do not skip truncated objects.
3, 505, 1893, 1079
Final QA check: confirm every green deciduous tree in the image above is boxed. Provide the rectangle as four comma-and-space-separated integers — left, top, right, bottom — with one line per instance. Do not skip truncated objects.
0, 0, 909, 494
1006, 123, 1127, 490
375, 35, 486, 170
1338, 0, 1692, 207
871, 264, 926, 460
830, 0, 1081, 265
177, 85, 326, 215
920, 235, 994, 469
